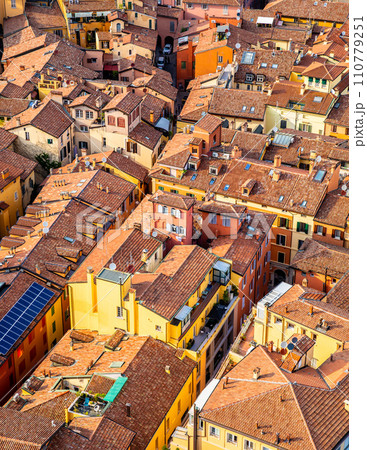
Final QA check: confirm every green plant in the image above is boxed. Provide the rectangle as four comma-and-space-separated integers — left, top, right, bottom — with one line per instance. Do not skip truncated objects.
221, 290, 230, 306
232, 285, 238, 296
187, 338, 194, 349
35, 152, 61, 173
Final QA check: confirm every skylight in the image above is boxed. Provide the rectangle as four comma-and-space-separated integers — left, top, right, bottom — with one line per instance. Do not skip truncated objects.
250, 107, 255, 113
334, 102, 340, 109
278, 195, 284, 202
196, 103, 204, 107
301, 200, 307, 207
245, 163, 251, 170
241, 51, 256, 65
209, 178, 216, 185
242, 106, 247, 112
260, 63, 267, 68
64, 236, 75, 244
199, 95, 207, 99
271, 63, 278, 69
224, 184, 230, 191
191, 174, 197, 181
313, 96, 323, 103
314, 169, 326, 182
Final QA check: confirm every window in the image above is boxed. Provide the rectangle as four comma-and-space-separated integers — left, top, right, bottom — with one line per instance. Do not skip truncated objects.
30, 346, 36, 361
170, 21, 175, 32
278, 217, 289, 228
333, 229, 342, 240
14, 191, 18, 201
187, 2, 193, 7
332, 125, 338, 133
108, 115, 116, 126
223, 4, 228, 14
181, 61, 186, 69
297, 222, 309, 234
155, 325, 161, 331
28, 330, 35, 344
260, 63, 267, 68
218, 55, 223, 63
276, 234, 286, 246
298, 240, 304, 249
299, 123, 312, 133
166, 418, 170, 433
117, 307, 123, 318
162, 205, 168, 214
277, 252, 285, 264
47, 138, 53, 144
79, 141, 88, 149
257, 85, 262, 91
249, 106, 255, 113
227, 433, 238, 444
280, 119, 287, 129
19, 360, 26, 374
250, 278, 254, 292
170, 189, 178, 194
178, 399, 181, 413
209, 213, 217, 224
116, 23, 121, 32
52, 321, 56, 333
17, 345, 24, 359
25, 131, 30, 140
75, 109, 83, 118
103, 137, 107, 147
11, 0, 16, 7
222, 216, 231, 227
202, 3, 208, 9
263, 273, 266, 285
199, 419, 204, 430
210, 426, 220, 438
117, 117, 126, 127
80, 125, 88, 132
316, 225, 325, 235
244, 440, 254, 449
85, 111, 93, 119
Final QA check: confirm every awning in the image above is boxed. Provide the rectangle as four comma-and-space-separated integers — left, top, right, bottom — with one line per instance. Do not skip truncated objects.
257, 17, 275, 25
104, 376, 128, 402
155, 117, 170, 132
175, 305, 192, 322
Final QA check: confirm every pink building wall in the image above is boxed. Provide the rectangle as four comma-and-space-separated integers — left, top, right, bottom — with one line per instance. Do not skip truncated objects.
157, 10, 184, 48
184, 4, 240, 21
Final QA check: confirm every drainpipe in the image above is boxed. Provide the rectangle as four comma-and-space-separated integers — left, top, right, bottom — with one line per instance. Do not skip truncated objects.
324, 267, 328, 293
193, 405, 198, 450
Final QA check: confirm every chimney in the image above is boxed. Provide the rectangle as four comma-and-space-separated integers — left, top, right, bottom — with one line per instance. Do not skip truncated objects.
330, 51, 335, 59
105, 186, 109, 194
81, 149, 87, 157
267, 86, 273, 96
309, 305, 314, 316
273, 154, 281, 168
16, 117, 21, 127
309, 161, 315, 175
92, 158, 96, 168
1, 169, 9, 180
126, 403, 131, 417
50, 168, 53, 175
253, 367, 260, 380
276, 432, 280, 444
35, 264, 41, 274
289, 199, 294, 207
231, 120, 235, 130
96, 96, 103, 109
267, 341, 273, 352
141, 248, 149, 263
310, 151, 317, 160
284, 305, 288, 314
272, 170, 280, 182
302, 277, 308, 287
300, 83, 306, 96
70, 342, 74, 351
231, 145, 241, 159
150, 110, 154, 123
344, 44, 349, 52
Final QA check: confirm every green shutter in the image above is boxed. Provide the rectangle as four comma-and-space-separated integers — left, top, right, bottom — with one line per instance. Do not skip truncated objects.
285, 219, 289, 229
322, 79, 327, 85
305, 224, 309, 234
308, 77, 313, 82
297, 222, 300, 232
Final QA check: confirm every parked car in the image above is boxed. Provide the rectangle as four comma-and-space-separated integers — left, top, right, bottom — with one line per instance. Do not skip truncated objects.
163, 44, 172, 55
157, 56, 165, 69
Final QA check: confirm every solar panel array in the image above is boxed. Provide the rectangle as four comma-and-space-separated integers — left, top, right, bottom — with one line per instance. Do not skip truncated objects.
0, 282, 54, 355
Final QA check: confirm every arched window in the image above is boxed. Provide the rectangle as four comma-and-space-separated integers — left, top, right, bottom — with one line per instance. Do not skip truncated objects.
116, 23, 121, 32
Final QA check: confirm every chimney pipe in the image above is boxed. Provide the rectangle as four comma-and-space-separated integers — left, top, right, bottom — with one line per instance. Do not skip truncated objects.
16, 117, 21, 127
150, 110, 154, 123
253, 367, 260, 380
274, 154, 281, 168
300, 83, 306, 96
126, 403, 131, 417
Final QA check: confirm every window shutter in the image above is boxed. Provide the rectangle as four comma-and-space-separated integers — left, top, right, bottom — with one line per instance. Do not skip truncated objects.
176, 210, 181, 219
133, 143, 137, 153
323, 227, 327, 236
296, 222, 300, 232
332, 229, 335, 238
158, 205, 163, 213
126, 141, 131, 152
118, 117, 125, 127
305, 223, 309, 234
285, 219, 289, 229
166, 222, 171, 231
341, 231, 344, 240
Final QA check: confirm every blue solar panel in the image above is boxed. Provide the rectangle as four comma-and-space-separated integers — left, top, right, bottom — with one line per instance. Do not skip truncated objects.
0, 282, 54, 355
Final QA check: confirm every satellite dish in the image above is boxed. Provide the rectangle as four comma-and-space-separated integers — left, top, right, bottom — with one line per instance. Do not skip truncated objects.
109, 263, 116, 270
227, 32, 231, 37
102, 157, 107, 163
287, 343, 295, 351
235, 43, 241, 49
85, 160, 90, 167
43, 227, 49, 234
291, 337, 298, 344
237, 8, 241, 13
315, 155, 322, 163
152, 231, 158, 237
341, 184, 347, 191
280, 341, 287, 349
42, 221, 48, 227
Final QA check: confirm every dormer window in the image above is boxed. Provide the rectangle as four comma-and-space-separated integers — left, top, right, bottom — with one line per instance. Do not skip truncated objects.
209, 166, 218, 175
188, 162, 197, 170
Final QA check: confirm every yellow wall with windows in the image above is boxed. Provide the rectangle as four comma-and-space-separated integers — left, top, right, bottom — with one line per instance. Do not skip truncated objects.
152, 177, 206, 201
324, 123, 349, 140
0, 174, 23, 238
253, 307, 345, 367
0, 0, 26, 25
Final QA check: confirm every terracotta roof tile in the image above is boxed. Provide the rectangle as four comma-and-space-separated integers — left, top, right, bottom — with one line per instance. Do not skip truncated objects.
25, 2, 66, 30
3, 14, 28, 37
103, 91, 142, 114
325, 94, 349, 127
179, 87, 213, 122
324, 272, 349, 312
315, 191, 349, 227
128, 121, 162, 150
85, 374, 115, 395
291, 238, 349, 279
150, 190, 196, 210
0, 130, 18, 152
50, 353, 76, 366
209, 88, 267, 120
104, 329, 125, 351
195, 113, 222, 133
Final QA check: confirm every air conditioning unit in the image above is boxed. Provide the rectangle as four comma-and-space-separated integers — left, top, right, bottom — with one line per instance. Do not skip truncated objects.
116, 147, 122, 153
223, 153, 230, 159
212, 152, 218, 158
216, 66, 222, 72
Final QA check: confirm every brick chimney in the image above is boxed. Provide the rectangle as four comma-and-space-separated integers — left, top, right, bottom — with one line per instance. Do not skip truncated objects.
300, 83, 306, 96
272, 170, 281, 182
253, 367, 260, 380
273, 154, 281, 168
150, 110, 154, 123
